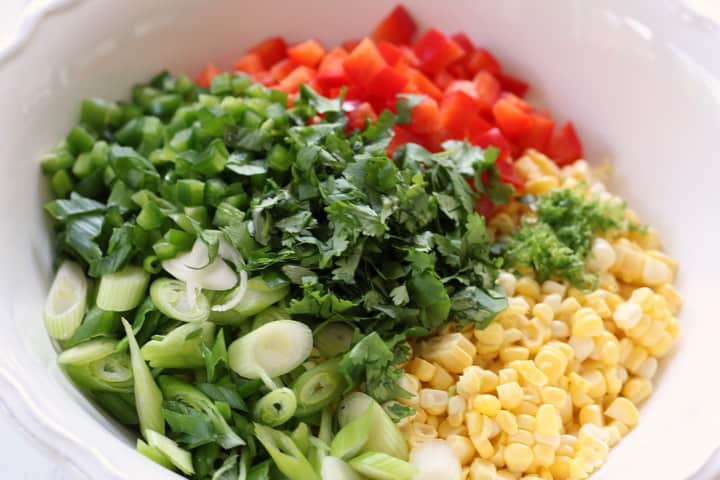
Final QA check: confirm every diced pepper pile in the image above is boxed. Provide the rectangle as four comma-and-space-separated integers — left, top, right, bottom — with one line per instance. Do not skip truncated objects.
195, 5, 584, 195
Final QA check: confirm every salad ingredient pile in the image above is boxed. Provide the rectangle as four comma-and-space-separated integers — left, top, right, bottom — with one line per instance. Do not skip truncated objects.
39, 5, 681, 480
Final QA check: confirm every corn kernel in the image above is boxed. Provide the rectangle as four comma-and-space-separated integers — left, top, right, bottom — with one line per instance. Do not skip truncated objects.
516, 413, 536, 431
479, 370, 500, 394
571, 308, 605, 337
420, 388, 449, 416
474, 322, 504, 348
512, 360, 549, 387
527, 175, 560, 195
438, 419, 467, 438
657, 283, 683, 315
641, 257, 672, 286
533, 443, 556, 467
469, 458, 497, 480
535, 346, 568, 383
496, 271, 517, 297
508, 296, 531, 315
516, 400, 540, 416
604, 424, 622, 447
550, 320, 570, 339
497, 382, 524, 410
550, 455, 572, 478
448, 395, 467, 426
509, 429, 535, 446
624, 346, 649, 374
536, 404, 561, 437
409, 422, 438, 441
491, 444, 506, 468
649, 332, 674, 357
426, 415, 440, 429
579, 404, 604, 426
628, 313, 652, 339
568, 335, 595, 362
500, 345, 530, 363
409, 357, 437, 382
586, 238, 616, 273
542, 280, 567, 297
613, 301, 642, 330
496, 409, 518, 435
622, 377, 653, 405
471, 435, 495, 458
398, 373, 420, 406
502, 327, 524, 345
499, 368, 519, 384
473, 394, 502, 416
605, 397, 639, 428
457, 366, 484, 397
414, 407, 428, 424
423, 333, 476, 373
638, 321, 665, 349
504, 443, 534, 472
541, 386, 568, 408
557, 297, 582, 321
448, 434, 476, 465
429, 363, 455, 390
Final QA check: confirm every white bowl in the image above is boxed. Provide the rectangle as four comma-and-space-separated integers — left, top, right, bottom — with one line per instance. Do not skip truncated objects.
0, 0, 719, 478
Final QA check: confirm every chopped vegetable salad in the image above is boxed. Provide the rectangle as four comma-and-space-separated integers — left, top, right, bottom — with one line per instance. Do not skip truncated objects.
39, 5, 680, 480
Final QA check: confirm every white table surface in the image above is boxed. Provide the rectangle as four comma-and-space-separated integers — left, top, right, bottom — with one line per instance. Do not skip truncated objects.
1, 1, 720, 479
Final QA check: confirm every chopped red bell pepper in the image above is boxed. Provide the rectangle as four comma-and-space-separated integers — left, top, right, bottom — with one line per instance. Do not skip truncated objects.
548, 122, 584, 166
450, 32, 475, 55
233, 54, 264, 76
498, 73, 530, 97
267, 59, 297, 84
493, 94, 533, 140
465, 48, 502, 76
372, 5, 417, 45
345, 101, 377, 131
440, 91, 478, 136
276, 66, 316, 93
367, 66, 408, 99
414, 29, 465, 75
471, 127, 512, 162
408, 98, 441, 135
195, 64, 221, 88
287, 39, 326, 68
400, 66, 443, 100
343, 38, 387, 88
473, 71, 502, 117
446, 80, 478, 99
248, 36, 287, 68
316, 48, 349, 90
377, 41, 405, 65
515, 113, 555, 152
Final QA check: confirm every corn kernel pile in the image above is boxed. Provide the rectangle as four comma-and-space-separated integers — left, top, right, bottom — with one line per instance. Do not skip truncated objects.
396, 151, 682, 480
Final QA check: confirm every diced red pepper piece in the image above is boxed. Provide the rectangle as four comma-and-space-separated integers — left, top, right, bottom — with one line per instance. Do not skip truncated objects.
372, 5, 417, 45
398, 46, 420, 67
342, 38, 361, 52
451, 32, 475, 55
248, 36, 287, 68
408, 98, 441, 135
233, 53, 265, 75
287, 39, 326, 68
515, 113, 555, 153
195, 64, 221, 88
343, 38, 387, 88
473, 71, 502, 116
498, 73, 530, 97
446, 80, 478, 99
465, 48, 502, 76
493, 94, 533, 140
414, 29, 465, 75
440, 91, 478, 136
317, 48, 349, 89
496, 157, 525, 189
433, 69, 456, 90
367, 66, 408, 99
377, 41, 405, 65
475, 195, 498, 218
276, 66, 316, 93
345, 101, 377, 131
387, 126, 422, 156
267, 59, 298, 84
467, 114, 493, 137
400, 66, 443, 100
447, 63, 471, 80
471, 127, 512, 162
548, 122, 583, 166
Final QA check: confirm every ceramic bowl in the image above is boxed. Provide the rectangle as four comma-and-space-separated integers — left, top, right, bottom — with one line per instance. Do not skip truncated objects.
1, 0, 719, 478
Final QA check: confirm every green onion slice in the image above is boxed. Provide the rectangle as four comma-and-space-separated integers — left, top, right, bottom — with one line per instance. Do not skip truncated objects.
313, 322, 354, 357
292, 358, 347, 417
330, 404, 372, 459
44, 260, 87, 340
253, 424, 320, 480
253, 387, 297, 427
145, 430, 195, 475
228, 320, 313, 388
161, 239, 237, 291
58, 338, 117, 365
137, 439, 174, 470
96, 266, 150, 312
150, 278, 210, 322
140, 322, 215, 368
321, 456, 364, 480
211, 270, 248, 312
348, 452, 416, 480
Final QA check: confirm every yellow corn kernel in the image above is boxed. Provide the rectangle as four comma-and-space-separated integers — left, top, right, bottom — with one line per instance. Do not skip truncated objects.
499, 368, 519, 384
622, 377, 653, 405
457, 365, 484, 397
496, 271, 517, 297
605, 397, 639, 428
550, 320, 570, 339
641, 256, 672, 286
541, 386, 568, 408
657, 283, 683, 315
536, 404, 561, 437
582, 370, 607, 398
429, 363, 455, 390
473, 394, 502, 416
649, 331, 675, 357
420, 388, 449, 416
408, 357, 437, 382
542, 280, 567, 297
535, 346, 568, 383
490, 444, 506, 468
497, 382, 524, 410
448, 395, 467, 427
637, 321, 665, 349
516, 276, 542, 300
414, 407, 428, 424
509, 428, 535, 446
585, 238, 616, 273
511, 360, 549, 387
584, 291, 613, 319
569, 372, 593, 408
550, 455, 572, 478
500, 345, 531, 363
516, 413, 537, 431
556, 444, 575, 458
465, 411, 484, 436
426, 415, 440, 429
497, 472, 518, 480
604, 424, 623, 447
469, 458, 497, 480
579, 404, 604, 427
623, 346, 649, 374
596, 333, 620, 365
627, 313, 652, 339
422, 333, 476, 373
398, 373, 420, 406
533, 302, 555, 325
508, 296, 531, 316
474, 322, 504, 348
496, 409, 519, 435
471, 435, 495, 459
629, 287, 655, 310
557, 297, 582, 322
447, 434, 476, 465
604, 367, 623, 397
504, 442, 534, 472
438, 419, 467, 438
502, 327, 524, 345
478, 370, 500, 394
533, 443, 556, 467
568, 335, 594, 362
409, 422, 438, 441
516, 400, 540, 416
571, 308, 605, 337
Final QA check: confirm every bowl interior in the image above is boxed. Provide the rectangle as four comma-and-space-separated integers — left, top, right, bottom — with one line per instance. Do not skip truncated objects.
1, 0, 719, 478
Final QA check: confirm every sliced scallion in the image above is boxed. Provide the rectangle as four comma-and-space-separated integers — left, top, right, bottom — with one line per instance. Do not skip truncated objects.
149, 278, 210, 322
122, 318, 165, 438
137, 438, 174, 470
57, 338, 117, 365
211, 276, 290, 325
348, 452, 416, 480
96, 266, 150, 312
313, 322, 354, 357
228, 320, 313, 387
211, 270, 248, 312
140, 322, 215, 368
64, 352, 134, 393
161, 239, 237, 291
330, 404, 372, 459
253, 424, 320, 480
145, 430, 195, 475
292, 359, 347, 417
253, 387, 297, 427
321, 456, 364, 480
44, 260, 87, 340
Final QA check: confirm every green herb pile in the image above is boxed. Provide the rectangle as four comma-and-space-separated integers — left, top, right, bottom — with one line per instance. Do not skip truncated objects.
40, 71, 514, 479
